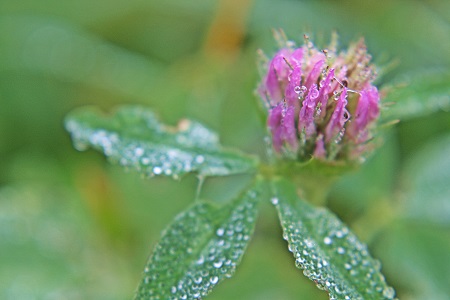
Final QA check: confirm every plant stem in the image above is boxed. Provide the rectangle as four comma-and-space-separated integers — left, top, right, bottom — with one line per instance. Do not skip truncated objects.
259, 160, 349, 206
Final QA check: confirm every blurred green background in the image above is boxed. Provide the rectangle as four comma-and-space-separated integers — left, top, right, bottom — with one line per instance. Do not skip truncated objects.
0, 0, 449, 299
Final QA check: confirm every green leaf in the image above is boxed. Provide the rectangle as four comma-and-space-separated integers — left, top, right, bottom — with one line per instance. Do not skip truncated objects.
401, 134, 450, 226
134, 178, 265, 299
65, 106, 258, 178
382, 70, 450, 121
271, 178, 396, 300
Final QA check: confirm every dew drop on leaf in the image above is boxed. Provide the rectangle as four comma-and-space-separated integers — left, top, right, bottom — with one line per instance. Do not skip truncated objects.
134, 179, 265, 299
272, 178, 396, 299
210, 276, 219, 285
65, 106, 258, 179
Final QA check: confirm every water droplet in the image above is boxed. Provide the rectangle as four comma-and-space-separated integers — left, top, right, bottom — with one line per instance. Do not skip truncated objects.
216, 228, 224, 236
294, 86, 302, 94
210, 276, 219, 284
119, 157, 127, 166
153, 166, 162, 175
335, 128, 345, 144
271, 197, 279, 205
213, 261, 223, 268
134, 147, 144, 157
288, 244, 295, 252
337, 247, 345, 254
73, 139, 89, 151
373, 259, 381, 270
310, 87, 319, 99
319, 79, 326, 88
315, 106, 322, 117
298, 86, 308, 97
324, 237, 332, 245
195, 155, 205, 164
194, 276, 202, 284
382, 286, 395, 299
196, 256, 204, 265
305, 239, 314, 248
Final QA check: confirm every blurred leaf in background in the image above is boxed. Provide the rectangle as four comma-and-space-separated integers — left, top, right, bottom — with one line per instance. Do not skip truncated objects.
0, 0, 449, 299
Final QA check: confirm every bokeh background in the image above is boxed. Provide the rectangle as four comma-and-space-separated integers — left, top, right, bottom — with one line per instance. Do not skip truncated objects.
1, 0, 449, 299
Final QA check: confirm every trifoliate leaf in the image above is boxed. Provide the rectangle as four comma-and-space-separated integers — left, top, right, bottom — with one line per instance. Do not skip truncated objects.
271, 178, 396, 300
134, 178, 265, 299
65, 106, 258, 178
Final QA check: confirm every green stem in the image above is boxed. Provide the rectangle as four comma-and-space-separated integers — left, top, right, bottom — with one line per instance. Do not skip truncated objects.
289, 173, 336, 206
259, 159, 353, 206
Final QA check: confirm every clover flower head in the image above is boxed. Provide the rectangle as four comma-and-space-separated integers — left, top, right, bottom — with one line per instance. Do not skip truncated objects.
258, 31, 381, 162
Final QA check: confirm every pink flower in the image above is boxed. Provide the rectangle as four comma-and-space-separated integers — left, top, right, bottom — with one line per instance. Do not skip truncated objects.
258, 33, 381, 162
268, 102, 298, 153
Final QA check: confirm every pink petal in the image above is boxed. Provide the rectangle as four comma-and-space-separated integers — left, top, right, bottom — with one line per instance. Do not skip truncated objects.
314, 134, 326, 159
298, 84, 320, 138
325, 88, 350, 142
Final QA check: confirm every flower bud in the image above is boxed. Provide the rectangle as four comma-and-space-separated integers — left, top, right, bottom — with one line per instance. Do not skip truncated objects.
258, 32, 380, 163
